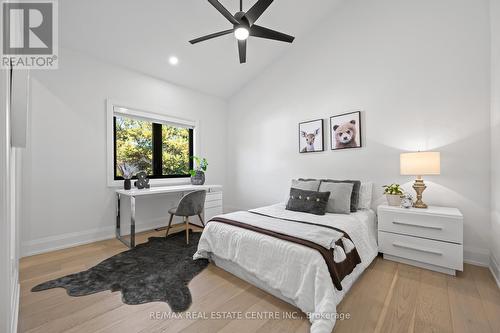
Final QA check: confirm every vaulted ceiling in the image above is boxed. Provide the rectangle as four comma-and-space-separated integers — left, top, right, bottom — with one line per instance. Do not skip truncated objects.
60, 0, 343, 98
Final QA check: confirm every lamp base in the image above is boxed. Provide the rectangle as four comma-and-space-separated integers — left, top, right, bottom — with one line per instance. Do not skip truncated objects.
412, 178, 428, 209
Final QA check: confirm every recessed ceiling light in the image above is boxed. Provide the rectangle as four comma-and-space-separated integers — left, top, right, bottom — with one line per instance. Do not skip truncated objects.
168, 56, 179, 66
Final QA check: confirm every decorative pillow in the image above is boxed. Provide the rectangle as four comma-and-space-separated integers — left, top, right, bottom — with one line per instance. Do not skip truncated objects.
320, 179, 361, 212
286, 188, 330, 215
318, 182, 354, 214
358, 182, 373, 209
291, 179, 321, 191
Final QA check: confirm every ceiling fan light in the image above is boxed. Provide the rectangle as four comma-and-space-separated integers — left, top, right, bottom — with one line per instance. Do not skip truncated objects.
234, 27, 249, 40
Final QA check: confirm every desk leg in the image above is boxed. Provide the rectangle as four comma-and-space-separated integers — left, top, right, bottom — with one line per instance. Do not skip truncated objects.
130, 195, 136, 248
115, 193, 121, 238
115, 193, 135, 249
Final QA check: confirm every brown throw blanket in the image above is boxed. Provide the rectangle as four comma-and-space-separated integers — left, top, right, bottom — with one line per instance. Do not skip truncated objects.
209, 216, 361, 291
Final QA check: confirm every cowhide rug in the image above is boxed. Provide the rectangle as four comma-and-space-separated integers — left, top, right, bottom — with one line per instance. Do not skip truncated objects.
32, 231, 209, 312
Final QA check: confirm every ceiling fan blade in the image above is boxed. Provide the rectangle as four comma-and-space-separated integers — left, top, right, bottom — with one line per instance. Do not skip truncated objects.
189, 29, 233, 44
244, 0, 274, 25
207, 0, 240, 25
238, 39, 247, 63
250, 25, 294, 43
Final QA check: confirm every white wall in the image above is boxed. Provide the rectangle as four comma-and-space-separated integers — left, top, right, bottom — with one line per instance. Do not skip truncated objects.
490, 0, 500, 284
1, 68, 21, 332
21, 48, 228, 256
227, 0, 491, 264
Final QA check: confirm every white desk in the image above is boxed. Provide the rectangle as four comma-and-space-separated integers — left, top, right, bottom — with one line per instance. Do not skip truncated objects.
115, 184, 223, 248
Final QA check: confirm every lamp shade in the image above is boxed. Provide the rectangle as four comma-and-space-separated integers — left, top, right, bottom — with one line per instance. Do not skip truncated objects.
400, 152, 440, 176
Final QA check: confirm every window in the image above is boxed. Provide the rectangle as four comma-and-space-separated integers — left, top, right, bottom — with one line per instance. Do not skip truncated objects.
113, 113, 194, 180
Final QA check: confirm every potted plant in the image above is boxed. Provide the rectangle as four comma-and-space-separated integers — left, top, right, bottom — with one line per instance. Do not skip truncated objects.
189, 156, 208, 185
118, 163, 136, 190
383, 183, 404, 206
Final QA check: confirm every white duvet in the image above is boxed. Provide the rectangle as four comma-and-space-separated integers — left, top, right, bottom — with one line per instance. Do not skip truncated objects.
194, 204, 378, 333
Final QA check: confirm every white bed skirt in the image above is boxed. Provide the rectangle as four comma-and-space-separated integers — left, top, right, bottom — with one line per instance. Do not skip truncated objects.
212, 254, 297, 305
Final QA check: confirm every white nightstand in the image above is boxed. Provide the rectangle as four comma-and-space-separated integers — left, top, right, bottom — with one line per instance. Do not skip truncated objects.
377, 205, 463, 275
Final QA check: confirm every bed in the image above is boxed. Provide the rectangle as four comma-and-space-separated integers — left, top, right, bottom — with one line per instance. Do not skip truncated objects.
194, 202, 378, 333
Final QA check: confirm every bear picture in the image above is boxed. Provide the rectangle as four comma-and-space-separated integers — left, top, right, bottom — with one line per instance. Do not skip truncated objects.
330, 111, 362, 150
298, 119, 324, 153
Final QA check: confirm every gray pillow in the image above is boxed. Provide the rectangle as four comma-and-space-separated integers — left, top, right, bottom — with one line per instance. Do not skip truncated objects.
291, 179, 320, 191
320, 179, 361, 212
318, 182, 354, 214
286, 188, 330, 215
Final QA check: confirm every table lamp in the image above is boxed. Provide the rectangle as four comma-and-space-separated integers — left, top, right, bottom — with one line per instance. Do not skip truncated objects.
400, 152, 440, 208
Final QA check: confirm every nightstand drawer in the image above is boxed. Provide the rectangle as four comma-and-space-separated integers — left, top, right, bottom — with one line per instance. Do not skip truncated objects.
378, 209, 462, 243
378, 231, 463, 270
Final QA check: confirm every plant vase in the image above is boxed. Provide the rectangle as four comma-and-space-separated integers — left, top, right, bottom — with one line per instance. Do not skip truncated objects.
191, 171, 205, 185
386, 194, 403, 206
124, 179, 131, 190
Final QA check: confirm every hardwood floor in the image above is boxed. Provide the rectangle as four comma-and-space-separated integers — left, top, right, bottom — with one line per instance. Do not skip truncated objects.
19, 230, 500, 333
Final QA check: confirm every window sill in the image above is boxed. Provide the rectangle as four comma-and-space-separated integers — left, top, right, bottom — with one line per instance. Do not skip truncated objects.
108, 177, 191, 188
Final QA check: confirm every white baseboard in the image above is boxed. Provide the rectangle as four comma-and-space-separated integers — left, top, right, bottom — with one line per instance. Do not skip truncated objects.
21, 218, 181, 257
463, 246, 490, 267
490, 254, 500, 289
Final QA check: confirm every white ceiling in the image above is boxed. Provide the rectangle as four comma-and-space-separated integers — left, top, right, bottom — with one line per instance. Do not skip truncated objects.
60, 0, 342, 98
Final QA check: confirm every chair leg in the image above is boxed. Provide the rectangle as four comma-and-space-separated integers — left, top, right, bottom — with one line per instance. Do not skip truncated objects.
197, 214, 205, 227
165, 214, 174, 238
185, 216, 189, 244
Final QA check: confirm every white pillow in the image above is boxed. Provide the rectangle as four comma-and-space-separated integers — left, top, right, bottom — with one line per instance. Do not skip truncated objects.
291, 179, 320, 191
358, 182, 373, 209
318, 182, 354, 214
284, 179, 320, 203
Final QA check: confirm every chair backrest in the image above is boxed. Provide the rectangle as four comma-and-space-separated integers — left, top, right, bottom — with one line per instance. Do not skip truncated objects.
175, 190, 207, 216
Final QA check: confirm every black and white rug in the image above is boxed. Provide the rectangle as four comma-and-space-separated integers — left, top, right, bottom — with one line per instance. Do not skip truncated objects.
32, 231, 209, 312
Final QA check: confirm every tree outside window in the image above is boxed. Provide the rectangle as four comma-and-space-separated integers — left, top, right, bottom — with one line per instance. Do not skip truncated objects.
114, 115, 192, 179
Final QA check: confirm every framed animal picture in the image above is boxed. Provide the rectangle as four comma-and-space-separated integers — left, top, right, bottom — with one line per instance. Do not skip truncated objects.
299, 119, 324, 153
330, 111, 362, 150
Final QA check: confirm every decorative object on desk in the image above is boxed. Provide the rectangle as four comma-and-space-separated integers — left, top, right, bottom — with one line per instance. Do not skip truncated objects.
299, 119, 324, 153
189, 156, 208, 185
118, 163, 136, 190
134, 171, 150, 189
400, 151, 440, 208
400, 193, 414, 209
31, 232, 209, 311
330, 111, 362, 150
383, 183, 404, 206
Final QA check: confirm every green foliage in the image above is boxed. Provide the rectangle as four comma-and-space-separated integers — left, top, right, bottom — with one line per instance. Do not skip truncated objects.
161, 125, 190, 175
383, 183, 404, 195
115, 116, 190, 177
115, 117, 152, 176
189, 156, 208, 176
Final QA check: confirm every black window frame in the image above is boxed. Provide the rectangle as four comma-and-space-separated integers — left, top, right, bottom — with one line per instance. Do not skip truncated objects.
113, 116, 194, 180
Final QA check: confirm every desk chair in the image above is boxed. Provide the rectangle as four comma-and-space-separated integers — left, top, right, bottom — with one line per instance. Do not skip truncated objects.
165, 190, 206, 244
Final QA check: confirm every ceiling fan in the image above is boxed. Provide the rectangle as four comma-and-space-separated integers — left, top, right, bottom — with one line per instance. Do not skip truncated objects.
189, 0, 295, 64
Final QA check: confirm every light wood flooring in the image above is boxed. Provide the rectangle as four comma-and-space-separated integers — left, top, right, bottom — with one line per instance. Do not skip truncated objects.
19, 229, 500, 333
